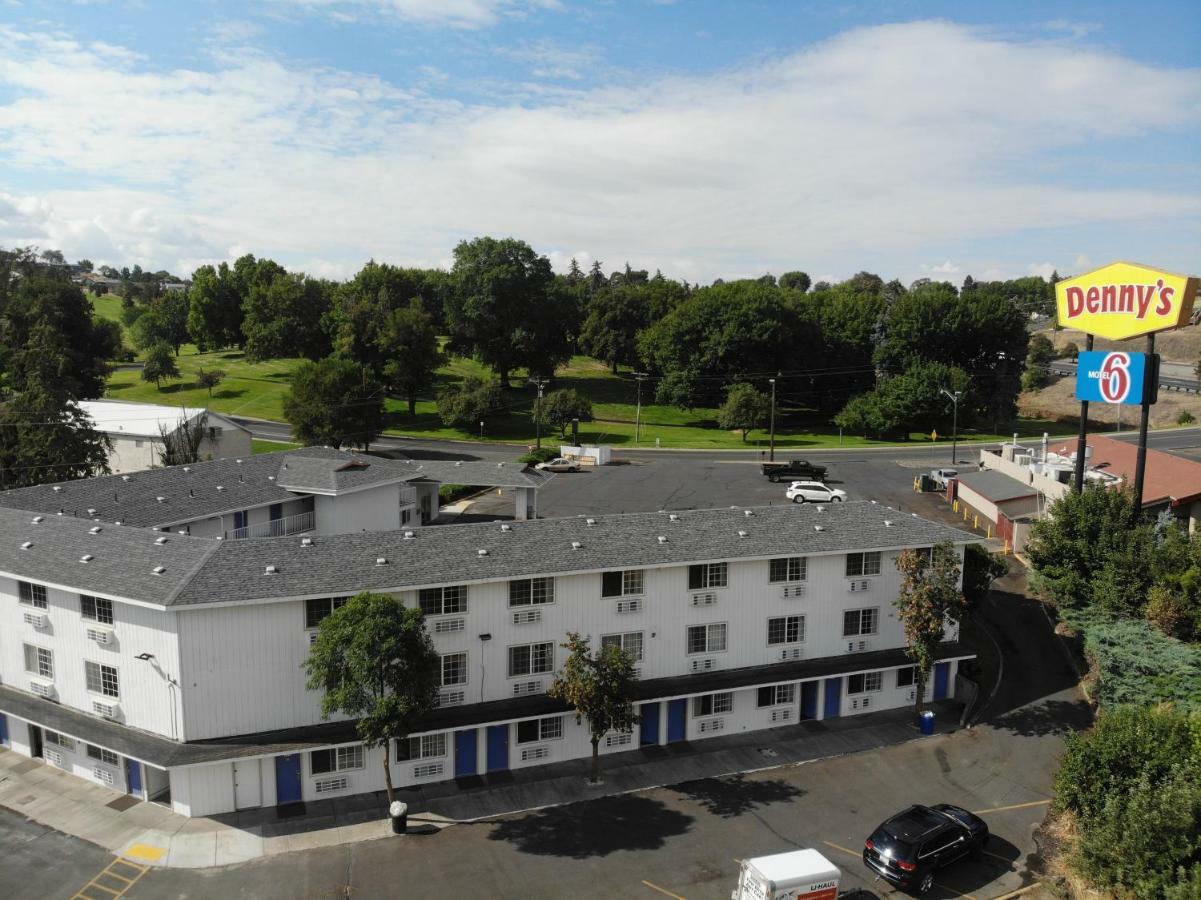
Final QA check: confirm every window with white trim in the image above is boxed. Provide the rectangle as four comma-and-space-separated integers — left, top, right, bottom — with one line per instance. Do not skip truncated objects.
23, 643, 53, 679
848, 672, 884, 694
397, 733, 446, 761
310, 745, 364, 774
305, 596, 349, 629
84, 661, 119, 698
509, 577, 555, 607
508, 641, 553, 677
516, 716, 562, 744
896, 667, 916, 688
419, 585, 468, 616
686, 623, 727, 654
843, 607, 879, 637
692, 692, 733, 716
600, 631, 644, 662
757, 683, 797, 707
80, 595, 114, 626
45, 730, 76, 751
602, 570, 645, 597
18, 581, 47, 609
769, 557, 807, 583
846, 551, 882, 577
441, 652, 468, 686
766, 615, 805, 645
688, 562, 728, 590
86, 744, 118, 766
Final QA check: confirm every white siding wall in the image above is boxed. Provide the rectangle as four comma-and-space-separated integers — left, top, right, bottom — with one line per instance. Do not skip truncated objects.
2, 714, 130, 794
0, 576, 183, 738
102, 418, 252, 475
315, 484, 401, 536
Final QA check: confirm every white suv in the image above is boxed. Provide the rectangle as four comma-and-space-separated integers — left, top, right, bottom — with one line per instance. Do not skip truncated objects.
785, 481, 847, 503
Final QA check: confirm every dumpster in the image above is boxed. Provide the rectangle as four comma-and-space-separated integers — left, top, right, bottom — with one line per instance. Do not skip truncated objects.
920, 711, 935, 736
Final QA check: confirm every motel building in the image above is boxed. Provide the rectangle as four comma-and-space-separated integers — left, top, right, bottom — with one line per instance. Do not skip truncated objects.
0, 448, 974, 818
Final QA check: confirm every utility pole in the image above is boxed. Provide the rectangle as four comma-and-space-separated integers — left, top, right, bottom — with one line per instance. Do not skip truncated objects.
531, 378, 548, 450
940, 389, 963, 465
633, 372, 647, 443
768, 376, 778, 462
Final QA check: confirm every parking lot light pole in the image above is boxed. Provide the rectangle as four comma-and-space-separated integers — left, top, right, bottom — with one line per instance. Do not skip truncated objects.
531, 378, 547, 450
940, 389, 962, 464
768, 377, 777, 462
634, 372, 647, 444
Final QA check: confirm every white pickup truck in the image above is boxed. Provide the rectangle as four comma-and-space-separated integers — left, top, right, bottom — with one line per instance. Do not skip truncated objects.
732, 849, 840, 900
929, 468, 958, 489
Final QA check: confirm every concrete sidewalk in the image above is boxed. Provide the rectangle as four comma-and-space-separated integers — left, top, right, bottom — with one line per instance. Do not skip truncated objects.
0, 701, 960, 870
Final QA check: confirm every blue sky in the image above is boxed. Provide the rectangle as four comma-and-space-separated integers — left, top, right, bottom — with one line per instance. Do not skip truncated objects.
0, 0, 1198, 284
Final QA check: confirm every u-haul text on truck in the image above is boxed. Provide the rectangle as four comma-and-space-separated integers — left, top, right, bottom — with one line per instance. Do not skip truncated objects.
732, 849, 840, 900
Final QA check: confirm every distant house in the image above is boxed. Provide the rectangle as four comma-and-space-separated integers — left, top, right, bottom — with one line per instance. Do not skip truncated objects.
78, 400, 253, 474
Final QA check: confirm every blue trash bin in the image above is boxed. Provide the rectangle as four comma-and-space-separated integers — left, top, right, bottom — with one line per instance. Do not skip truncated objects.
920, 711, 935, 735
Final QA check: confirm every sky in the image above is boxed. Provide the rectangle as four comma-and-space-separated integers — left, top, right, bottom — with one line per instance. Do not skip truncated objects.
0, 1, 1198, 286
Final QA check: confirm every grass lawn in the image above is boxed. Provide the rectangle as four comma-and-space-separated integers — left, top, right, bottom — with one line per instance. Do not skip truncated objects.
253, 438, 300, 454
105, 341, 1078, 449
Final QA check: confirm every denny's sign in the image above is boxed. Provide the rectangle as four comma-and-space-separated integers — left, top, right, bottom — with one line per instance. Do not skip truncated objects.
1056, 261, 1200, 341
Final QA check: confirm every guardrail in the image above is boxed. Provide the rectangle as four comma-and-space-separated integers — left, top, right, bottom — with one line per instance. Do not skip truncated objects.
228, 510, 315, 540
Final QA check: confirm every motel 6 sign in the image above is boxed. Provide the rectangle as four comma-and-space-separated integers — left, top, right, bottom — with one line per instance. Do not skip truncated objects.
1055, 261, 1199, 341
1076, 351, 1159, 406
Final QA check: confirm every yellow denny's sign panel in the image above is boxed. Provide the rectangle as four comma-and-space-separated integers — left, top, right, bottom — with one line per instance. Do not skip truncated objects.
1056, 262, 1199, 340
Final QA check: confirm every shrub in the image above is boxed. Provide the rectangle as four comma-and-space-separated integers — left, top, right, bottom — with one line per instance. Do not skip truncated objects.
438, 483, 477, 504
1178, 411, 1196, 426
518, 447, 558, 465
436, 376, 505, 428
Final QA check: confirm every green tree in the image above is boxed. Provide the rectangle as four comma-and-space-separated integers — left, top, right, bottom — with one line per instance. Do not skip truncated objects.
834, 361, 970, 439
380, 300, 443, 416
962, 543, 1007, 604
894, 542, 967, 713
303, 592, 441, 806
131, 294, 190, 355
548, 632, 638, 784
76, 258, 93, 272
283, 356, 385, 449
579, 285, 650, 374
195, 368, 226, 398
534, 388, 594, 438
243, 273, 333, 362
436, 376, 505, 428
717, 382, 771, 441
187, 262, 244, 350
778, 271, 811, 293
140, 342, 179, 389
445, 237, 571, 387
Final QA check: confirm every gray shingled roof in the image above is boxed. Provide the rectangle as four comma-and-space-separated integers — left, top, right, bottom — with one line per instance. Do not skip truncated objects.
0, 506, 217, 604
956, 470, 1037, 503
0, 447, 545, 529
171, 501, 975, 607
275, 453, 410, 494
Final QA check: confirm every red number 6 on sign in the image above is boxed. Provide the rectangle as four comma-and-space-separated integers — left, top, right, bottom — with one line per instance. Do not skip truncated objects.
1099, 352, 1131, 403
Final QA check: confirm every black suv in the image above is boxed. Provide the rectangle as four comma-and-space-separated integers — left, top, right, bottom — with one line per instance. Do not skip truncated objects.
862, 804, 989, 894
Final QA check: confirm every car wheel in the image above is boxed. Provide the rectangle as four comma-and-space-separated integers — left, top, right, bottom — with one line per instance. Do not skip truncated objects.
769, 474, 779, 483
791, 496, 803, 503
832, 496, 843, 502
917, 872, 935, 895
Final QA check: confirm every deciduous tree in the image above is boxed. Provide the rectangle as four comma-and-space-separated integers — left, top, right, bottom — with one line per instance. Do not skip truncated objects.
243, 273, 333, 362
717, 382, 770, 441
140, 342, 179, 389
283, 356, 385, 449
436, 376, 505, 428
195, 368, 225, 398
894, 542, 967, 713
534, 388, 593, 438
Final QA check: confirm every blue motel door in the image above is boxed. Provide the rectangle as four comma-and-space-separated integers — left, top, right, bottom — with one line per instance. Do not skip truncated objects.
486, 724, 509, 772
666, 699, 687, 743
933, 662, 951, 700
125, 758, 142, 796
455, 729, 478, 778
801, 681, 819, 719
824, 677, 842, 718
0, 713, 8, 745
639, 702, 660, 745
274, 754, 303, 804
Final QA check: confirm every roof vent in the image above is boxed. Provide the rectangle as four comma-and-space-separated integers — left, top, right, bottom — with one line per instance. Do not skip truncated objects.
156, 496, 166, 503
454, 461, 462, 467
52, 486, 62, 493
815, 505, 825, 513
884, 520, 894, 527
87, 507, 97, 515
657, 535, 668, 543
152, 565, 166, 575
744, 510, 754, 517
216, 486, 225, 492
571, 541, 582, 550
403, 530, 415, 540
301, 537, 313, 547
737, 529, 748, 538
500, 523, 512, 532
375, 557, 388, 566
236, 459, 243, 464
155, 536, 168, 545
20, 541, 32, 550
89, 526, 102, 534
870, 499, 877, 505
668, 513, 680, 522
585, 517, 596, 526
30, 516, 42, 524
182, 466, 190, 473
121, 475, 131, 482
478, 548, 489, 556
264, 564, 278, 575
80, 554, 93, 563
814, 524, 825, 532
114, 520, 123, 526
268, 475, 275, 481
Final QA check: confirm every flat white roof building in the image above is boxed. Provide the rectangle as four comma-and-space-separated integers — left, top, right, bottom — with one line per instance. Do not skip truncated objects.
0, 450, 974, 818
78, 399, 253, 474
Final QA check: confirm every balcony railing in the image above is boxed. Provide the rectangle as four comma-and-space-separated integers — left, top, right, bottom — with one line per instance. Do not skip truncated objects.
228, 510, 316, 541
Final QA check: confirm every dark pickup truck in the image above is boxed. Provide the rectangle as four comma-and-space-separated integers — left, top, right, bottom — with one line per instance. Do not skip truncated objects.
761, 458, 828, 482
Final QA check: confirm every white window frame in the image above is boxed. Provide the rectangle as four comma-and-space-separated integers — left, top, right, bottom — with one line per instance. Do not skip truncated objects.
45, 730, 76, 752
304, 596, 349, 629
23, 643, 54, 679
600, 631, 644, 662
766, 615, 805, 646
688, 562, 728, 590
843, 607, 880, 637
18, 581, 47, 609
86, 744, 118, 766
398, 733, 447, 761
602, 569, 645, 598
80, 594, 115, 626
757, 683, 797, 707
692, 692, 734, 717
509, 577, 555, 607
686, 622, 728, 655
846, 551, 882, 577
768, 557, 807, 583
896, 666, 916, 688
419, 585, 468, 617
441, 652, 468, 687
310, 744, 364, 775
84, 661, 120, 698
516, 716, 563, 744
508, 641, 554, 677
848, 671, 884, 694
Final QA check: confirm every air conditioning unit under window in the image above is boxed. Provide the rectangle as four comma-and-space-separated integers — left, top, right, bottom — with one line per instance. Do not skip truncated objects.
512, 610, 542, 625
845, 639, 871, 653
690, 657, 717, 673
436, 690, 465, 708
512, 680, 542, 696
434, 618, 466, 634
691, 592, 718, 607
23, 612, 47, 628
770, 708, 794, 723
93, 767, 115, 786
848, 579, 870, 592
29, 681, 55, 699
520, 746, 550, 762
781, 584, 806, 599
616, 599, 642, 614
779, 647, 803, 661
697, 717, 724, 734
413, 762, 444, 779
44, 749, 64, 767
92, 700, 119, 719
851, 696, 872, 710
86, 627, 111, 645
314, 777, 348, 794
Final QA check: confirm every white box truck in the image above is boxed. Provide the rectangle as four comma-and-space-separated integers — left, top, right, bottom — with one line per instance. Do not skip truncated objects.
732, 848, 840, 900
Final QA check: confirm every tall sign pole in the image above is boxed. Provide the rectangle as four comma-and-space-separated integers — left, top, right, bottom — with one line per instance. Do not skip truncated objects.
1073, 334, 1094, 491
1132, 334, 1155, 518
768, 377, 777, 462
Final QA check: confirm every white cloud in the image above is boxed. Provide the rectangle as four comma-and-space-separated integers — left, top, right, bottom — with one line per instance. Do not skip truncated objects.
269, 0, 560, 29
0, 20, 1198, 281
921, 261, 960, 275
502, 40, 602, 81
1074, 254, 1093, 271
1027, 262, 1058, 280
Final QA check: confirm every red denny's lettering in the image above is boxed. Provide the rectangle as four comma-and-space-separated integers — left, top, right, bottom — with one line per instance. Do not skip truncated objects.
1064, 279, 1175, 321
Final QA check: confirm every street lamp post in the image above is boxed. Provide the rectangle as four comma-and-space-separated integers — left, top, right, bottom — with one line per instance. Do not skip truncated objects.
768, 377, 777, 462
633, 372, 647, 443
940, 389, 963, 465
531, 378, 547, 450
